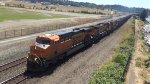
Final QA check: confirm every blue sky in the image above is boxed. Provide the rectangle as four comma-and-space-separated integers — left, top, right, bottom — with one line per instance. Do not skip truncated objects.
71, 0, 150, 8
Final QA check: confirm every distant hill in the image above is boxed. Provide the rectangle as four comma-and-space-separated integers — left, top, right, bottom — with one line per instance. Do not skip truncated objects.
24, 0, 148, 13
100, 5, 146, 13
25, 0, 69, 3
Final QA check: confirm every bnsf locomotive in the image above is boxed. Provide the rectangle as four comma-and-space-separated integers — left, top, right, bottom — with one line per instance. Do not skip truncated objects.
27, 15, 131, 71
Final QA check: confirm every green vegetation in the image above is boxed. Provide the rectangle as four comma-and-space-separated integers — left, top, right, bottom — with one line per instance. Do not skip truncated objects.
141, 42, 150, 68
80, 11, 104, 15
89, 34, 135, 84
135, 57, 142, 67
66, 10, 104, 15
140, 9, 148, 21
144, 57, 150, 68
0, 7, 68, 22
89, 29, 135, 83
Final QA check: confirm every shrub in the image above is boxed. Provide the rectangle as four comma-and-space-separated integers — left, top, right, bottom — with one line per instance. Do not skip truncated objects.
144, 57, 150, 68
89, 34, 135, 84
135, 57, 142, 67
89, 63, 124, 84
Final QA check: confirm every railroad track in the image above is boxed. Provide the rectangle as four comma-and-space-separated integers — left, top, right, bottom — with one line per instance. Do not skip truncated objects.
1, 72, 28, 84
0, 57, 26, 72
0, 57, 28, 84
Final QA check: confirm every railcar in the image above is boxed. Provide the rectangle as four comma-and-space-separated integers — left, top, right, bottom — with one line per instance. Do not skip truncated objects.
27, 15, 131, 72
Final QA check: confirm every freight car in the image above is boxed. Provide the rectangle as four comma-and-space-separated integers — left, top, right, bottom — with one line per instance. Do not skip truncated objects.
27, 15, 131, 72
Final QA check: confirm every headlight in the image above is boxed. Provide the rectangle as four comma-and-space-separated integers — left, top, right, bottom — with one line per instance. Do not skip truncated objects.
34, 58, 37, 61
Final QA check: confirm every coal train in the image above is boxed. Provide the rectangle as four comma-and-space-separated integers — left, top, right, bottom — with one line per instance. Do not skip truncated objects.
27, 15, 131, 72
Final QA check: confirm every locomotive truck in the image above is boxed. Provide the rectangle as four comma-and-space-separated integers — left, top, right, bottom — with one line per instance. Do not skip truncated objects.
27, 15, 131, 72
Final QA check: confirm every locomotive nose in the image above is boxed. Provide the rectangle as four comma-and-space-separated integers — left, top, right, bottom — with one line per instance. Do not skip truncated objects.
27, 54, 45, 72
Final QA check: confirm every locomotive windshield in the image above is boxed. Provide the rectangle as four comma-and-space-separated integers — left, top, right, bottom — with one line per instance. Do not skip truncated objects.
36, 38, 50, 44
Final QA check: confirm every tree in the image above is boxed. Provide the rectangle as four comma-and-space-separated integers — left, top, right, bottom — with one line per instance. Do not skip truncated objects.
140, 9, 148, 21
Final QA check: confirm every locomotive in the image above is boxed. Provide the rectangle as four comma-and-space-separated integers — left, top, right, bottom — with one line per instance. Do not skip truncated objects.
27, 15, 131, 72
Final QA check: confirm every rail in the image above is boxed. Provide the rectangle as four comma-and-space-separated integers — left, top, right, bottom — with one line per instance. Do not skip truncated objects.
0, 57, 26, 72
0, 72, 28, 84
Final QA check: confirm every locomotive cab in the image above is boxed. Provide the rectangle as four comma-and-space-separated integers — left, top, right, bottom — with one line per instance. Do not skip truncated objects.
27, 34, 60, 71
36, 38, 50, 45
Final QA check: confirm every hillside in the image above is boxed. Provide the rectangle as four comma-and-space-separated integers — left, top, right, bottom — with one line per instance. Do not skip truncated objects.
24, 0, 148, 13
100, 5, 146, 13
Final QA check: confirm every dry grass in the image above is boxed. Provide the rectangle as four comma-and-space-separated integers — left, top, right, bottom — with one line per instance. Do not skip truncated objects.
5, 1, 111, 15
119, 18, 134, 40
134, 19, 150, 83
0, 17, 98, 40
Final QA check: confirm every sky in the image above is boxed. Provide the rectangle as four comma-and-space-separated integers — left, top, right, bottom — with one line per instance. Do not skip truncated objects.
71, 0, 150, 8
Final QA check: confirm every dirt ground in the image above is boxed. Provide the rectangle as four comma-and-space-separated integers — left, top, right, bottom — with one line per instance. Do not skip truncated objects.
126, 20, 145, 84
20, 18, 132, 84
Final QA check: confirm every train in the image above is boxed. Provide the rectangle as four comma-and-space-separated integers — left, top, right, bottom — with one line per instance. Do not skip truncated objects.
27, 14, 131, 72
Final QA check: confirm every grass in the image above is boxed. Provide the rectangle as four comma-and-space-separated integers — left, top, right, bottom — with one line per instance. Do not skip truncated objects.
135, 57, 142, 67
89, 34, 135, 84
119, 17, 135, 40
129, 19, 150, 82
135, 19, 149, 68
89, 18, 135, 84
0, 6, 69, 22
